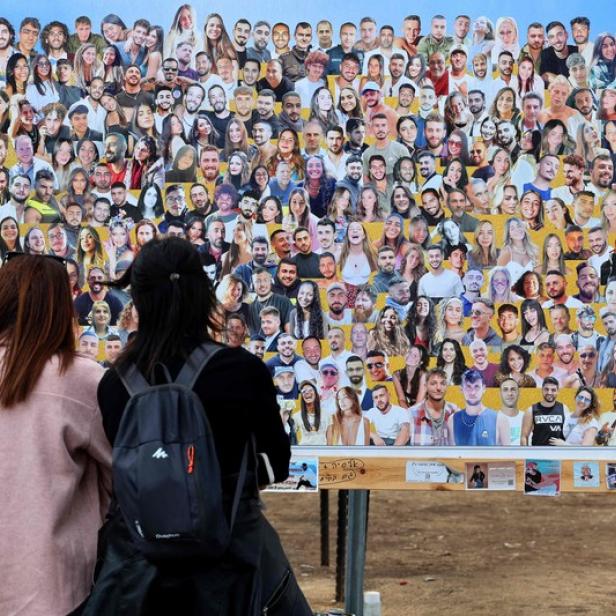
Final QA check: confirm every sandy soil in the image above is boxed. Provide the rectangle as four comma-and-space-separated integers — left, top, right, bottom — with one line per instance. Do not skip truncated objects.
263, 490, 616, 615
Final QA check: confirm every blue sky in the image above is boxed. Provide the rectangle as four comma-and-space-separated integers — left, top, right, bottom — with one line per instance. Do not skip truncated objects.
3, 1, 613, 41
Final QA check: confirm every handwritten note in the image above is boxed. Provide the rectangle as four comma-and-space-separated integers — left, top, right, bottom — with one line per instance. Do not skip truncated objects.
319, 458, 366, 485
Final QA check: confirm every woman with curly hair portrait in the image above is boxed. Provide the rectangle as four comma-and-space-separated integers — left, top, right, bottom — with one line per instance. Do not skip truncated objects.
367, 306, 410, 357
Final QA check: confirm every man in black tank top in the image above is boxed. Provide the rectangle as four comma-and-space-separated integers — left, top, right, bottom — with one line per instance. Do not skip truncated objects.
521, 376, 568, 445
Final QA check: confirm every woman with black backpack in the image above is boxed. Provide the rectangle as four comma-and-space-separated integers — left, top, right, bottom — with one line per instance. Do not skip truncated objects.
84, 237, 311, 615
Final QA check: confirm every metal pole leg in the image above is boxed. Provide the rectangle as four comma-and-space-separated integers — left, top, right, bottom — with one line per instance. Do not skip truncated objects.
320, 489, 329, 567
335, 489, 348, 602
344, 489, 369, 616
365, 490, 370, 541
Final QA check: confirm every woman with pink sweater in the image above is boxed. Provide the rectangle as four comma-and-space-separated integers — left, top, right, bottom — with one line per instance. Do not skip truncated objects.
0, 254, 112, 616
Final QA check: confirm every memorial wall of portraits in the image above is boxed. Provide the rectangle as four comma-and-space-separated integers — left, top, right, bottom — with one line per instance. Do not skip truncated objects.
2, 8, 616, 447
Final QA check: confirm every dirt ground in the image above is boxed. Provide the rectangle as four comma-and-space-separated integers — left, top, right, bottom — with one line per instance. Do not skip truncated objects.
263, 490, 616, 616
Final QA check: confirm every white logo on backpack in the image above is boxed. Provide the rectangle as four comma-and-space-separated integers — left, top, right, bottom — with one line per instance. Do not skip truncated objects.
152, 447, 169, 459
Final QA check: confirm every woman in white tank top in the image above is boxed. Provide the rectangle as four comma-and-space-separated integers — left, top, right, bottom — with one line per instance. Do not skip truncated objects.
326, 386, 370, 446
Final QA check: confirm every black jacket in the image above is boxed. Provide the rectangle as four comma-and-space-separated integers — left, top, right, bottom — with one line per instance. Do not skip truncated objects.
272, 276, 301, 300
83, 345, 309, 615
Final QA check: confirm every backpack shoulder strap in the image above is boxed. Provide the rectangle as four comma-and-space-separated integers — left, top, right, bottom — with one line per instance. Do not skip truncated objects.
117, 362, 151, 396
174, 341, 223, 389
229, 434, 257, 532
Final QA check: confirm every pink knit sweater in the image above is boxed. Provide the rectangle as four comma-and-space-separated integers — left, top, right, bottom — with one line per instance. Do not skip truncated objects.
0, 353, 112, 616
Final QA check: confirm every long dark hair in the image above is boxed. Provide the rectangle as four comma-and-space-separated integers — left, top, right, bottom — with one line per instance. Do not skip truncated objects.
134, 135, 159, 166
0, 216, 24, 258
441, 157, 469, 191
294, 280, 325, 339
189, 111, 219, 147
0, 256, 75, 406
166, 145, 197, 183
390, 185, 415, 219
398, 344, 429, 405
148, 25, 165, 53
257, 196, 282, 224
249, 165, 270, 197
131, 101, 159, 140
299, 380, 322, 432
32, 53, 56, 95
405, 295, 436, 348
111, 238, 220, 379
520, 298, 548, 338
521, 128, 542, 161
436, 338, 467, 385
5, 53, 29, 94
161, 113, 188, 162
137, 183, 165, 218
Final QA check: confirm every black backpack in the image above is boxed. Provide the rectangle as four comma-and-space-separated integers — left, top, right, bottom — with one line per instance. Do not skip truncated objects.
112, 342, 250, 562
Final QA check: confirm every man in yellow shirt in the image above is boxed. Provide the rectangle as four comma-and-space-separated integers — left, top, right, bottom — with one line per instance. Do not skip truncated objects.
25, 169, 61, 223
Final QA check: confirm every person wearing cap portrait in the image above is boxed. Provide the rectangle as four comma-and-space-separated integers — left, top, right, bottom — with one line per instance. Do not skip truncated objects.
273, 364, 298, 400
449, 44, 472, 96
324, 282, 353, 326
318, 358, 341, 414
361, 81, 399, 139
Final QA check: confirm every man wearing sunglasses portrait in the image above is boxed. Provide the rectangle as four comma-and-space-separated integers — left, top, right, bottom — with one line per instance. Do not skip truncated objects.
563, 344, 599, 389
73, 267, 124, 326
365, 350, 392, 383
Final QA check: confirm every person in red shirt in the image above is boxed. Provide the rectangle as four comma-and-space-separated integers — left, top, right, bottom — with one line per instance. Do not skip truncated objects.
426, 52, 449, 97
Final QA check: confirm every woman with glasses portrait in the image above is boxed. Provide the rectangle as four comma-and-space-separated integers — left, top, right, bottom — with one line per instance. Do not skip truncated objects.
25, 54, 59, 116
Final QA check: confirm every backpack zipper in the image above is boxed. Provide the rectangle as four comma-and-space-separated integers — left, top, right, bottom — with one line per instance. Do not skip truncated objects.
262, 569, 291, 614
186, 445, 195, 474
